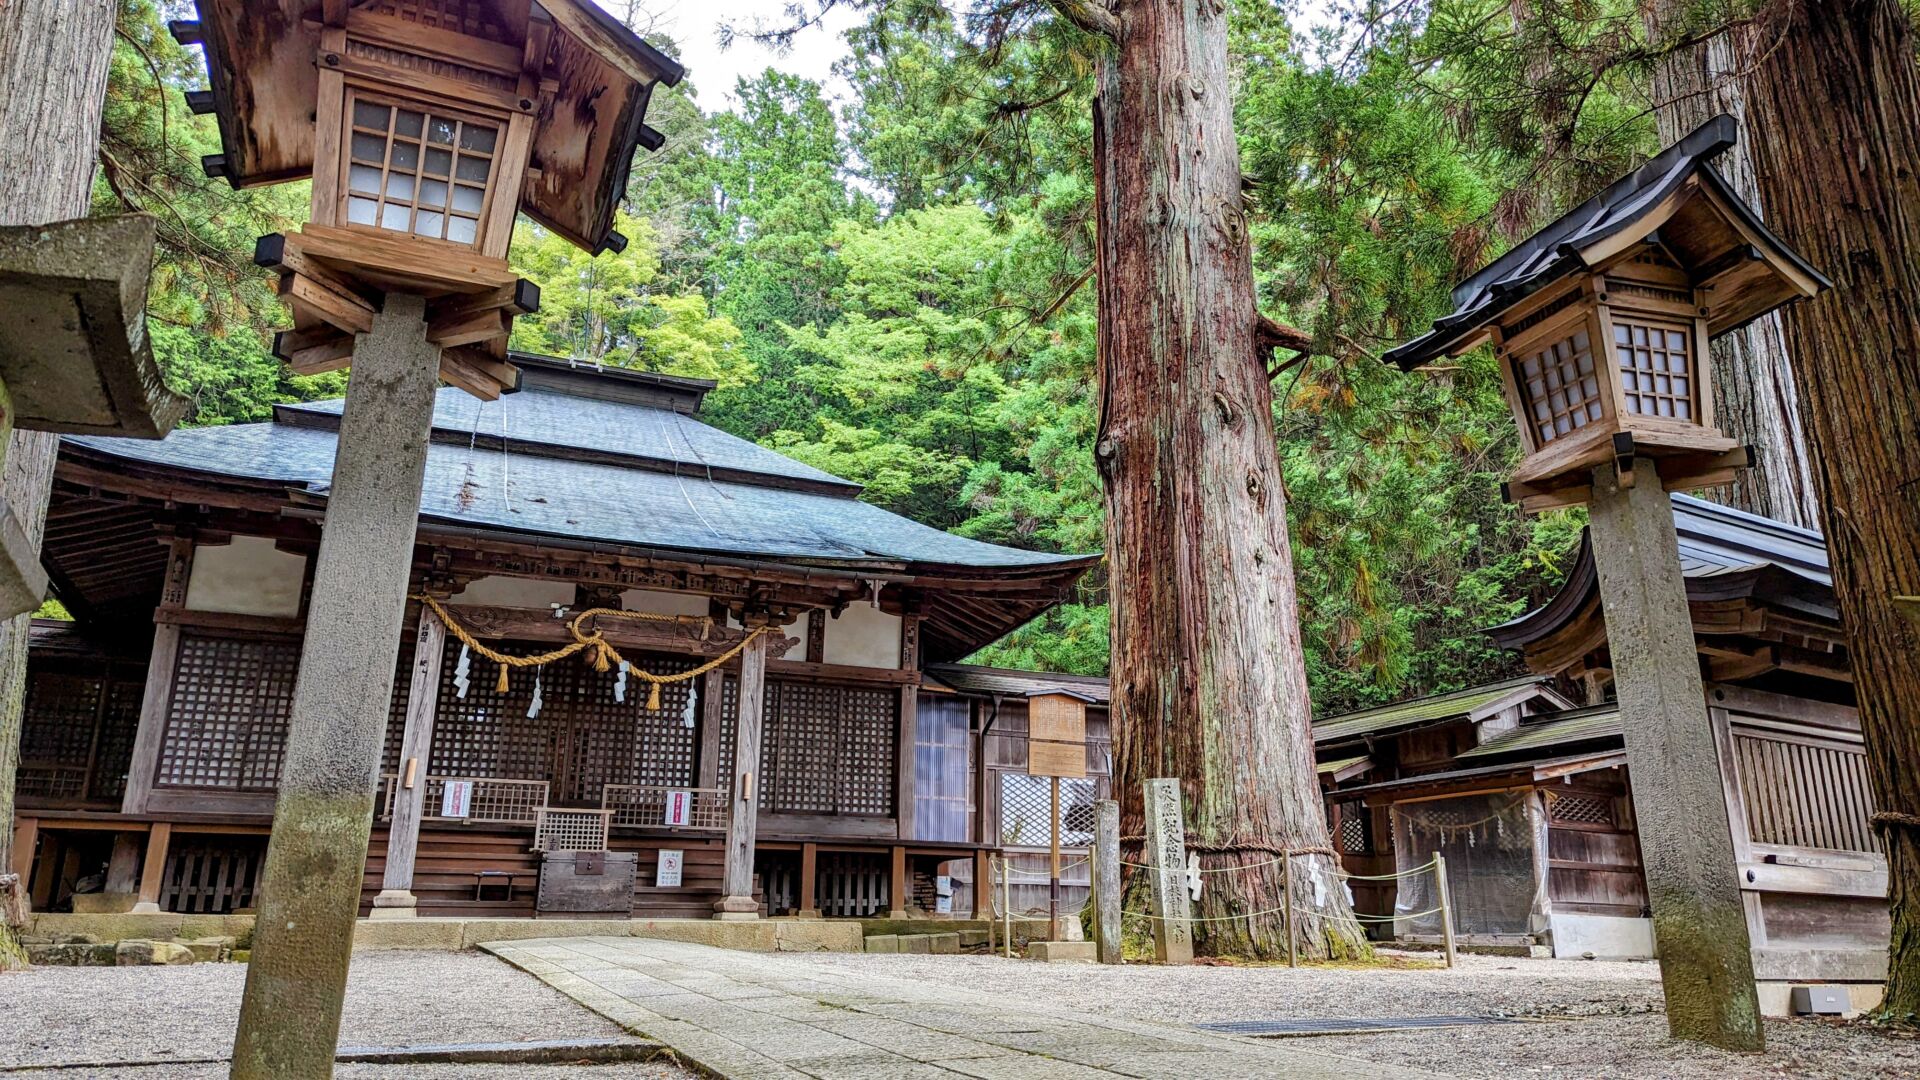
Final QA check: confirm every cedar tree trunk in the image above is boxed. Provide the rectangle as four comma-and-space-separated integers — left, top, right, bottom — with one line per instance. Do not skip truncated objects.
1085, 0, 1364, 959
1640, 0, 1821, 530
0, 0, 114, 933
1740, 0, 1920, 1017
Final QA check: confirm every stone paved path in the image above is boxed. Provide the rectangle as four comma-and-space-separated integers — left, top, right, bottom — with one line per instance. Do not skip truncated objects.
481, 937, 1435, 1079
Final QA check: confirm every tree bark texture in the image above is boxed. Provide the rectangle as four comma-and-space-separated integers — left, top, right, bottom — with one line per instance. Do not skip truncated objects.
1740, 0, 1920, 1018
1090, 0, 1364, 959
1639, 0, 1820, 530
0, 0, 114, 919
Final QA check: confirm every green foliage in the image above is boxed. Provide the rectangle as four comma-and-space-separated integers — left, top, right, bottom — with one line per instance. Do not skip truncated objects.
103, 0, 1620, 710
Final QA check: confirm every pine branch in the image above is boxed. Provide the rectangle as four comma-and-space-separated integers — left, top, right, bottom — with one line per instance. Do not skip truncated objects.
1042, 0, 1117, 40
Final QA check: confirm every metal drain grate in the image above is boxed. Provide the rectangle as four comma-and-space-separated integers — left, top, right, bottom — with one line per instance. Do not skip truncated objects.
1198, 1016, 1523, 1037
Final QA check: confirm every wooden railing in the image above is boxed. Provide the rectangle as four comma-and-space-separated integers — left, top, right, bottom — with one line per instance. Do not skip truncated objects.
533, 807, 613, 852
602, 784, 727, 831
379, 774, 549, 825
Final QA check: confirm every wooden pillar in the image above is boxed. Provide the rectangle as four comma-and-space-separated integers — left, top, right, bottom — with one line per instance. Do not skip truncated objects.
714, 627, 770, 919
104, 830, 142, 896
798, 842, 820, 918
121, 537, 192, 814
131, 821, 170, 914
895, 613, 920, 844
697, 667, 724, 790
233, 296, 444, 1079
369, 604, 446, 919
888, 843, 908, 918
7, 816, 36, 898
1587, 460, 1762, 1050
1095, 799, 1121, 964
973, 848, 992, 922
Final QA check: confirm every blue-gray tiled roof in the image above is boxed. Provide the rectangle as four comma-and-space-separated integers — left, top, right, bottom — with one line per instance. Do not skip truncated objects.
69, 386, 1088, 572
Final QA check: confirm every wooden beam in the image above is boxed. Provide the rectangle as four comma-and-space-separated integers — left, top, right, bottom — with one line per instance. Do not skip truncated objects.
293, 223, 518, 294
131, 822, 171, 913
427, 279, 541, 322
372, 606, 448, 915
437, 348, 506, 401
279, 271, 375, 336
273, 327, 356, 376
427, 307, 512, 349
442, 345, 521, 390
345, 9, 522, 74
715, 628, 770, 918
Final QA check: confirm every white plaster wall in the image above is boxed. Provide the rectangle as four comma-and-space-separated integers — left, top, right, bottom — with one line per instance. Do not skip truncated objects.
620, 589, 710, 618
824, 604, 902, 669
1549, 913, 1656, 959
184, 537, 306, 617
448, 575, 576, 609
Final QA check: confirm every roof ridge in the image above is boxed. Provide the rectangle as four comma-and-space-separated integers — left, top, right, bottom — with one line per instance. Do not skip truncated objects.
1315, 674, 1543, 725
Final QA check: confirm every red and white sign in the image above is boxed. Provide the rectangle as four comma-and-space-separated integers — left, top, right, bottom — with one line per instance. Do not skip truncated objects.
440, 780, 473, 819
657, 849, 684, 888
663, 789, 691, 827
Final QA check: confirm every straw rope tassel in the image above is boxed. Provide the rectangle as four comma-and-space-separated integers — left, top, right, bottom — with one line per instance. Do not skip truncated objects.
645, 680, 662, 712
496, 663, 510, 693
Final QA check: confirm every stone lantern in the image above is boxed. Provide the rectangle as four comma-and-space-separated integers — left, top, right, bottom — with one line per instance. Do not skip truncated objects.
1385, 115, 1828, 511
173, 0, 683, 396
1387, 115, 1831, 1053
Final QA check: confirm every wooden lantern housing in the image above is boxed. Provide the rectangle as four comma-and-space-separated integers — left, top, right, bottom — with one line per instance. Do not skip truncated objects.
172, 0, 683, 398
1385, 116, 1829, 512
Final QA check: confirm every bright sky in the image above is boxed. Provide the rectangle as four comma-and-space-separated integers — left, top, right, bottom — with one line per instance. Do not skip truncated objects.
644, 0, 865, 112
638, 0, 1343, 114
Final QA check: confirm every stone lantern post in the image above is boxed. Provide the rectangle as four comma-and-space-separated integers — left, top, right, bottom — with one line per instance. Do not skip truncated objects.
171, 3, 681, 1074
1385, 115, 1830, 1051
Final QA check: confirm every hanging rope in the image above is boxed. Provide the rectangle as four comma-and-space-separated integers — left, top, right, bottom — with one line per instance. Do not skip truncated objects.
412, 595, 774, 709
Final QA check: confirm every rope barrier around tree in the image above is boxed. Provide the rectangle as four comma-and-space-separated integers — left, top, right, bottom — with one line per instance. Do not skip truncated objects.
412, 594, 775, 709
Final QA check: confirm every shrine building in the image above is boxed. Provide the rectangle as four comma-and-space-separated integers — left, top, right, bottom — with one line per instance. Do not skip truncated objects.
9, 354, 1107, 922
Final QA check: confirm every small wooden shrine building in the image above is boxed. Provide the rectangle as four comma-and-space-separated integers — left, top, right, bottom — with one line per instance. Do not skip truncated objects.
9, 354, 1096, 921
1318, 494, 1882, 1010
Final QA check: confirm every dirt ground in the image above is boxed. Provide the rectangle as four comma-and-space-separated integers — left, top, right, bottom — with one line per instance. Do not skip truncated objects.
762, 948, 1920, 1080
0, 950, 695, 1078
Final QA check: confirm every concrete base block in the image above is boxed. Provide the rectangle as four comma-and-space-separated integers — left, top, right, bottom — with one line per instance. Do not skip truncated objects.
185, 936, 237, 963
959, 929, 989, 949
116, 939, 194, 965
368, 890, 419, 920
1548, 913, 1655, 960
902, 933, 934, 954
929, 933, 960, 955
1757, 980, 1884, 1019
69, 892, 137, 915
865, 934, 899, 954
1027, 940, 1096, 963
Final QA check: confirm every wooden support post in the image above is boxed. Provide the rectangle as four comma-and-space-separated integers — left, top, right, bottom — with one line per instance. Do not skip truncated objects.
122, 538, 192, 814
1587, 459, 1762, 1050
1433, 852, 1456, 970
1094, 799, 1121, 964
1282, 852, 1297, 968
8, 816, 37, 898
233, 295, 443, 1079
697, 668, 724, 790
714, 627, 770, 920
370, 603, 447, 919
799, 842, 820, 918
1002, 856, 1012, 958
888, 844, 908, 918
1048, 774, 1062, 936
1143, 778, 1193, 964
132, 822, 170, 913
104, 831, 142, 897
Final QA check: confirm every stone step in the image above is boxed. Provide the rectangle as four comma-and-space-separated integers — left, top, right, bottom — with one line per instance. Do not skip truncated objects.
1027, 940, 1095, 963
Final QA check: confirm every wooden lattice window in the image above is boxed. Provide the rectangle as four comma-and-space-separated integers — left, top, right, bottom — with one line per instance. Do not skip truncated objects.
155, 632, 300, 791
1732, 730, 1877, 853
998, 773, 1094, 847
19, 673, 100, 774
423, 638, 699, 804
1515, 328, 1603, 444
344, 92, 498, 246
1612, 318, 1695, 420
1547, 790, 1616, 828
1335, 800, 1371, 855
91, 678, 144, 801
718, 675, 898, 817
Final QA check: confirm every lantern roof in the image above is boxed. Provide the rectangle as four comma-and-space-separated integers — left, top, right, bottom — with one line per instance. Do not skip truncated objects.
175, 0, 684, 255
1384, 115, 1829, 371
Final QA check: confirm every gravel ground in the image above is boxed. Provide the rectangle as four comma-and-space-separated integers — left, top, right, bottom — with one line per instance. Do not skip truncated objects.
760, 948, 1920, 1079
0, 951, 696, 1077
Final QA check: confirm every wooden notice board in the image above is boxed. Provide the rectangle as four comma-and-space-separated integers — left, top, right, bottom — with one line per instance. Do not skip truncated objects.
1027, 690, 1088, 779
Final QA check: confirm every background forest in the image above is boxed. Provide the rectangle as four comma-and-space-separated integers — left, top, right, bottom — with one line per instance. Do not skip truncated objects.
101, 0, 1679, 713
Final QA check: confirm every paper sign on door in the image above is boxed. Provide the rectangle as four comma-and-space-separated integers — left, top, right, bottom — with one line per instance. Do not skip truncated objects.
663, 789, 691, 827
441, 779, 473, 818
